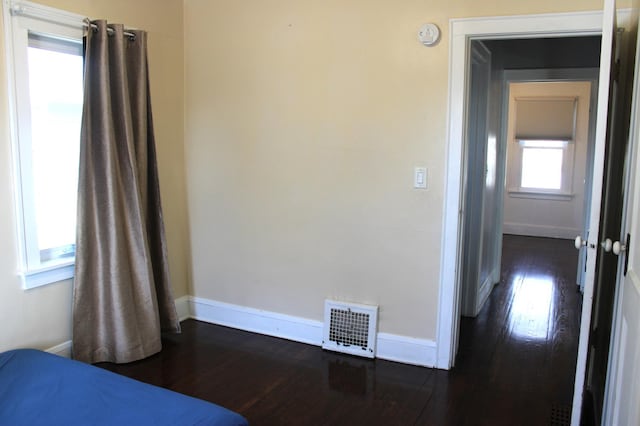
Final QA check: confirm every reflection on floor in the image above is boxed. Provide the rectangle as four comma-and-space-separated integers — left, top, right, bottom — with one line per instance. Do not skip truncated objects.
509, 274, 555, 340
453, 234, 581, 425
99, 235, 581, 425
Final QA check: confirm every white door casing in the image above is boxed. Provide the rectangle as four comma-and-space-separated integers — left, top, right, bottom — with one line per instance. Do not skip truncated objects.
440, 9, 608, 369
440, 6, 623, 426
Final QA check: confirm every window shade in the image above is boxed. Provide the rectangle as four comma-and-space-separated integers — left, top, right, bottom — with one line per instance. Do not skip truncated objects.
28, 32, 82, 56
515, 98, 576, 140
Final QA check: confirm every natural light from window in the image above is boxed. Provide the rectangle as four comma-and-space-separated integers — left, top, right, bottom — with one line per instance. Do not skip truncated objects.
27, 42, 82, 263
508, 274, 555, 340
519, 139, 566, 190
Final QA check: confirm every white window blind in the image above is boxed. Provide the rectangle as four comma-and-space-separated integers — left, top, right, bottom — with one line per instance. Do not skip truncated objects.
510, 97, 577, 198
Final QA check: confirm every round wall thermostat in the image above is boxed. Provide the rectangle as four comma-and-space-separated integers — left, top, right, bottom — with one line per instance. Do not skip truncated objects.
418, 23, 440, 46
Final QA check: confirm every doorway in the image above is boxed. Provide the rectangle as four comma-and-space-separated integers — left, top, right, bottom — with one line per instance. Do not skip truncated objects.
459, 38, 601, 323
456, 35, 601, 421
438, 14, 610, 372
439, 7, 630, 426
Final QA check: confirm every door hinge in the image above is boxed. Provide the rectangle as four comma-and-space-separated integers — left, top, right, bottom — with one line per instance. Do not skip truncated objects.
613, 59, 621, 83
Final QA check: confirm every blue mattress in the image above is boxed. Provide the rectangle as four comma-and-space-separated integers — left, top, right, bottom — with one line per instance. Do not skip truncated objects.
0, 349, 248, 426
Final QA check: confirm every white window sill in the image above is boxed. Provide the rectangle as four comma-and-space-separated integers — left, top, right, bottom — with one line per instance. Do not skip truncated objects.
507, 189, 574, 201
22, 262, 74, 290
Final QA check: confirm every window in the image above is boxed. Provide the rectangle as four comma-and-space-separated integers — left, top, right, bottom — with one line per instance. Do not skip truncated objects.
508, 96, 577, 200
4, 1, 84, 288
519, 139, 570, 190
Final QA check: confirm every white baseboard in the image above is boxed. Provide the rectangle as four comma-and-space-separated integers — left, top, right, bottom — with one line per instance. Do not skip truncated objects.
190, 296, 323, 346
42, 296, 438, 368
503, 222, 578, 240
187, 296, 437, 368
46, 340, 71, 358
175, 295, 191, 322
376, 333, 436, 367
476, 270, 498, 315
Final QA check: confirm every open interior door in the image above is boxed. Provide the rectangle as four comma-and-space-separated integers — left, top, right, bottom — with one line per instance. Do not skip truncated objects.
461, 41, 492, 318
601, 11, 640, 421
573, 0, 639, 424
602, 30, 640, 425
571, 1, 617, 420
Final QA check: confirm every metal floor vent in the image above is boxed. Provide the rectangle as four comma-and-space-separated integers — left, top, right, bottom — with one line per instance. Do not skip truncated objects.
550, 403, 571, 426
322, 300, 378, 358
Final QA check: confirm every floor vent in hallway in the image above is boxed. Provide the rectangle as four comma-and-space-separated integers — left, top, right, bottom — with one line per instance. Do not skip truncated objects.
550, 404, 571, 426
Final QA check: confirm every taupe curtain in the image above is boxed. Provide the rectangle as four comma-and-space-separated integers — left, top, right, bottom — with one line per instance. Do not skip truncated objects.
72, 20, 180, 364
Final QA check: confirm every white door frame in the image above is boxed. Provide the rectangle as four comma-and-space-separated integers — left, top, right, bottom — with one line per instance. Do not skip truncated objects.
438, 10, 607, 370
440, 8, 632, 424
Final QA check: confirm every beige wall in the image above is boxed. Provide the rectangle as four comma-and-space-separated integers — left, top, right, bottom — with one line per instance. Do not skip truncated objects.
183, 0, 614, 340
0, 0, 186, 352
1, 0, 627, 352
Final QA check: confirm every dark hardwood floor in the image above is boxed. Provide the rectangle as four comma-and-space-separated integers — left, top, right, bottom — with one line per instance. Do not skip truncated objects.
98, 235, 582, 425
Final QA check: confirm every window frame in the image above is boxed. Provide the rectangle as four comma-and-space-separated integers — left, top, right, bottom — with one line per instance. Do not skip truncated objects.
507, 94, 578, 201
3, 0, 85, 289
509, 137, 576, 200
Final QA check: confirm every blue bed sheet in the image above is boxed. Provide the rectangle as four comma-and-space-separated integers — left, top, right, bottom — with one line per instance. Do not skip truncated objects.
0, 349, 248, 426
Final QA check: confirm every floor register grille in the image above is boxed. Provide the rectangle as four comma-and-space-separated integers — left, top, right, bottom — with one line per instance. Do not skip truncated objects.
322, 300, 378, 359
550, 403, 571, 426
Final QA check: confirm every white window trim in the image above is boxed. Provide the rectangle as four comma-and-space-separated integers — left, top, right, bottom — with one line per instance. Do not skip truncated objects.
506, 94, 579, 200
507, 137, 576, 200
3, 0, 84, 289
507, 190, 575, 201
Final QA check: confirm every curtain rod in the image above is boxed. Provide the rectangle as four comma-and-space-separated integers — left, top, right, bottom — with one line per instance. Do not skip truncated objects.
83, 20, 137, 40
9, 3, 136, 40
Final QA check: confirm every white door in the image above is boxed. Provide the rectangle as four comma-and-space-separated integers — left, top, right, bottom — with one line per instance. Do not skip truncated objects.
602, 91, 640, 426
601, 10, 640, 424
571, 0, 623, 423
461, 41, 492, 318
604, 206, 640, 423
606, 256, 640, 424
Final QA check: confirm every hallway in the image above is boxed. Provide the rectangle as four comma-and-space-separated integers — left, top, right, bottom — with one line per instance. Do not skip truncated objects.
433, 234, 582, 424
98, 235, 582, 425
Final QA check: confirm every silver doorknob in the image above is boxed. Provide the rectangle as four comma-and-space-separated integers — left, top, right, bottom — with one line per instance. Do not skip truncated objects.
601, 238, 613, 252
613, 241, 627, 256
575, 236, 587, 250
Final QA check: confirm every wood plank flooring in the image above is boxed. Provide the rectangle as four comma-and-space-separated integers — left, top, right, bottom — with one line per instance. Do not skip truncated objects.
98, 235, 581, 425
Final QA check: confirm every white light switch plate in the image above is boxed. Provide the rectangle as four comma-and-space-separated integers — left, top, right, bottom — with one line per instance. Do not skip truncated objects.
414, 167, 428, 189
